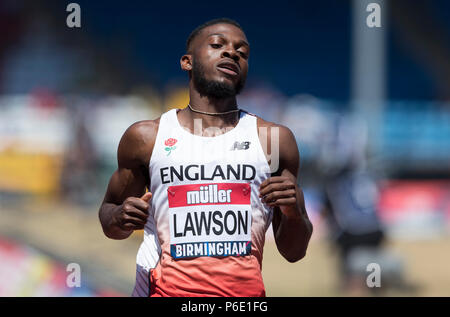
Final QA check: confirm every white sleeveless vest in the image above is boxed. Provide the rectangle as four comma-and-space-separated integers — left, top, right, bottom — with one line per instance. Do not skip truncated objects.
132, 108, 273, 297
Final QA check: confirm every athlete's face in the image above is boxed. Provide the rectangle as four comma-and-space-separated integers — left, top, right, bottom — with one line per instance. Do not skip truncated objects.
183, 23, 250, 98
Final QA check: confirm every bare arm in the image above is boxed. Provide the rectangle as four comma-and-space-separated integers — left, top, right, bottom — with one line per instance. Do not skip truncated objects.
98, 120, 157, 240
259, 124, 313, 262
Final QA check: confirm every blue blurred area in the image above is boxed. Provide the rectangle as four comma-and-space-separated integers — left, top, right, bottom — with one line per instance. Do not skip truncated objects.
1, 0, 446, 100
381, 102, 450, 165
70, 0, 352, 99
45, 0, 449, 100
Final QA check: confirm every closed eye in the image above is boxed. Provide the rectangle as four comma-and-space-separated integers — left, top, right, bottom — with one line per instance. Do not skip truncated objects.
210, 44, 222, 49
239, 51, 248, 59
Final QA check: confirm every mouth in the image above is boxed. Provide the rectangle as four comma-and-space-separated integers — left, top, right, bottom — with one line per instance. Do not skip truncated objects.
216, 61, 240, 76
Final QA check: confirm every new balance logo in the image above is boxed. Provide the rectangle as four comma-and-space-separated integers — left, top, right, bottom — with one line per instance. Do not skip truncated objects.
230, 141, 250, 151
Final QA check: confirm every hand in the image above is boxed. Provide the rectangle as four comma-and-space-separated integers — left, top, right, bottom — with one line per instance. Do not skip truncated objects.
259, 176, 300, 219
113, 192, 152, 232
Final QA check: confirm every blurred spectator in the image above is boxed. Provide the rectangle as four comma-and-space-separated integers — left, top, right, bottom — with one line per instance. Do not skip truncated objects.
318, 114, 406, 294
60, 104, 100, 206
0, 1, 25, 80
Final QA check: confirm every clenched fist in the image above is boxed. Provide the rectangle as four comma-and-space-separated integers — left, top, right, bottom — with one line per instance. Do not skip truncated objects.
113, 192, 152, 232
259, 176, 301, 219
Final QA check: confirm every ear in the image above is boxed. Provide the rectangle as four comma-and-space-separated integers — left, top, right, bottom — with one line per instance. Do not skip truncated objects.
180, 54, 193, 71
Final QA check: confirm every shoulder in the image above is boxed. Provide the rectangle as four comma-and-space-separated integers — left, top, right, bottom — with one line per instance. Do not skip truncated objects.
253, 114, 300, 174
254, 114, 297, 146
118, 117, 161, 169
123, 118, 160, 141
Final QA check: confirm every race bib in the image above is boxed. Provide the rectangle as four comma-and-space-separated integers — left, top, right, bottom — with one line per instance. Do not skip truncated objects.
168, 183, 252, 259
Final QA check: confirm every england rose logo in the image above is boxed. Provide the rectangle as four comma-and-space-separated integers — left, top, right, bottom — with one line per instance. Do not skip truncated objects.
164, 138, 177, 156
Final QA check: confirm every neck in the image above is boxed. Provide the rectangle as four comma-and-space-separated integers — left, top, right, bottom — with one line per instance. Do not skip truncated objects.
176, 86, 241, 135
188, 104, 240, 116
188, 81, 238, 114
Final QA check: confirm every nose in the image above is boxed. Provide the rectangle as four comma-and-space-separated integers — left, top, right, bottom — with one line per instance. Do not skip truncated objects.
221, 45, 239, 62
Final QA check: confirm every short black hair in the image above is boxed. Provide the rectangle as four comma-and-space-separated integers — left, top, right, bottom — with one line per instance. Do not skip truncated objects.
186, 18, 243, 53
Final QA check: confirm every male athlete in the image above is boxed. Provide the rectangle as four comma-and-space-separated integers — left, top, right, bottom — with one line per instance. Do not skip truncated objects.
99, 18, 313, 297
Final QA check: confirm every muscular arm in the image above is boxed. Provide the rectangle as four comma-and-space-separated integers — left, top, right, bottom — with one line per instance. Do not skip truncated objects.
259, 123, 313, 262
98, 120, 157, 240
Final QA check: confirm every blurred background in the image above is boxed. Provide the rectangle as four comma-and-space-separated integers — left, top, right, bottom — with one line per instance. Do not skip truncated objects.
0, 0, 449, 296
